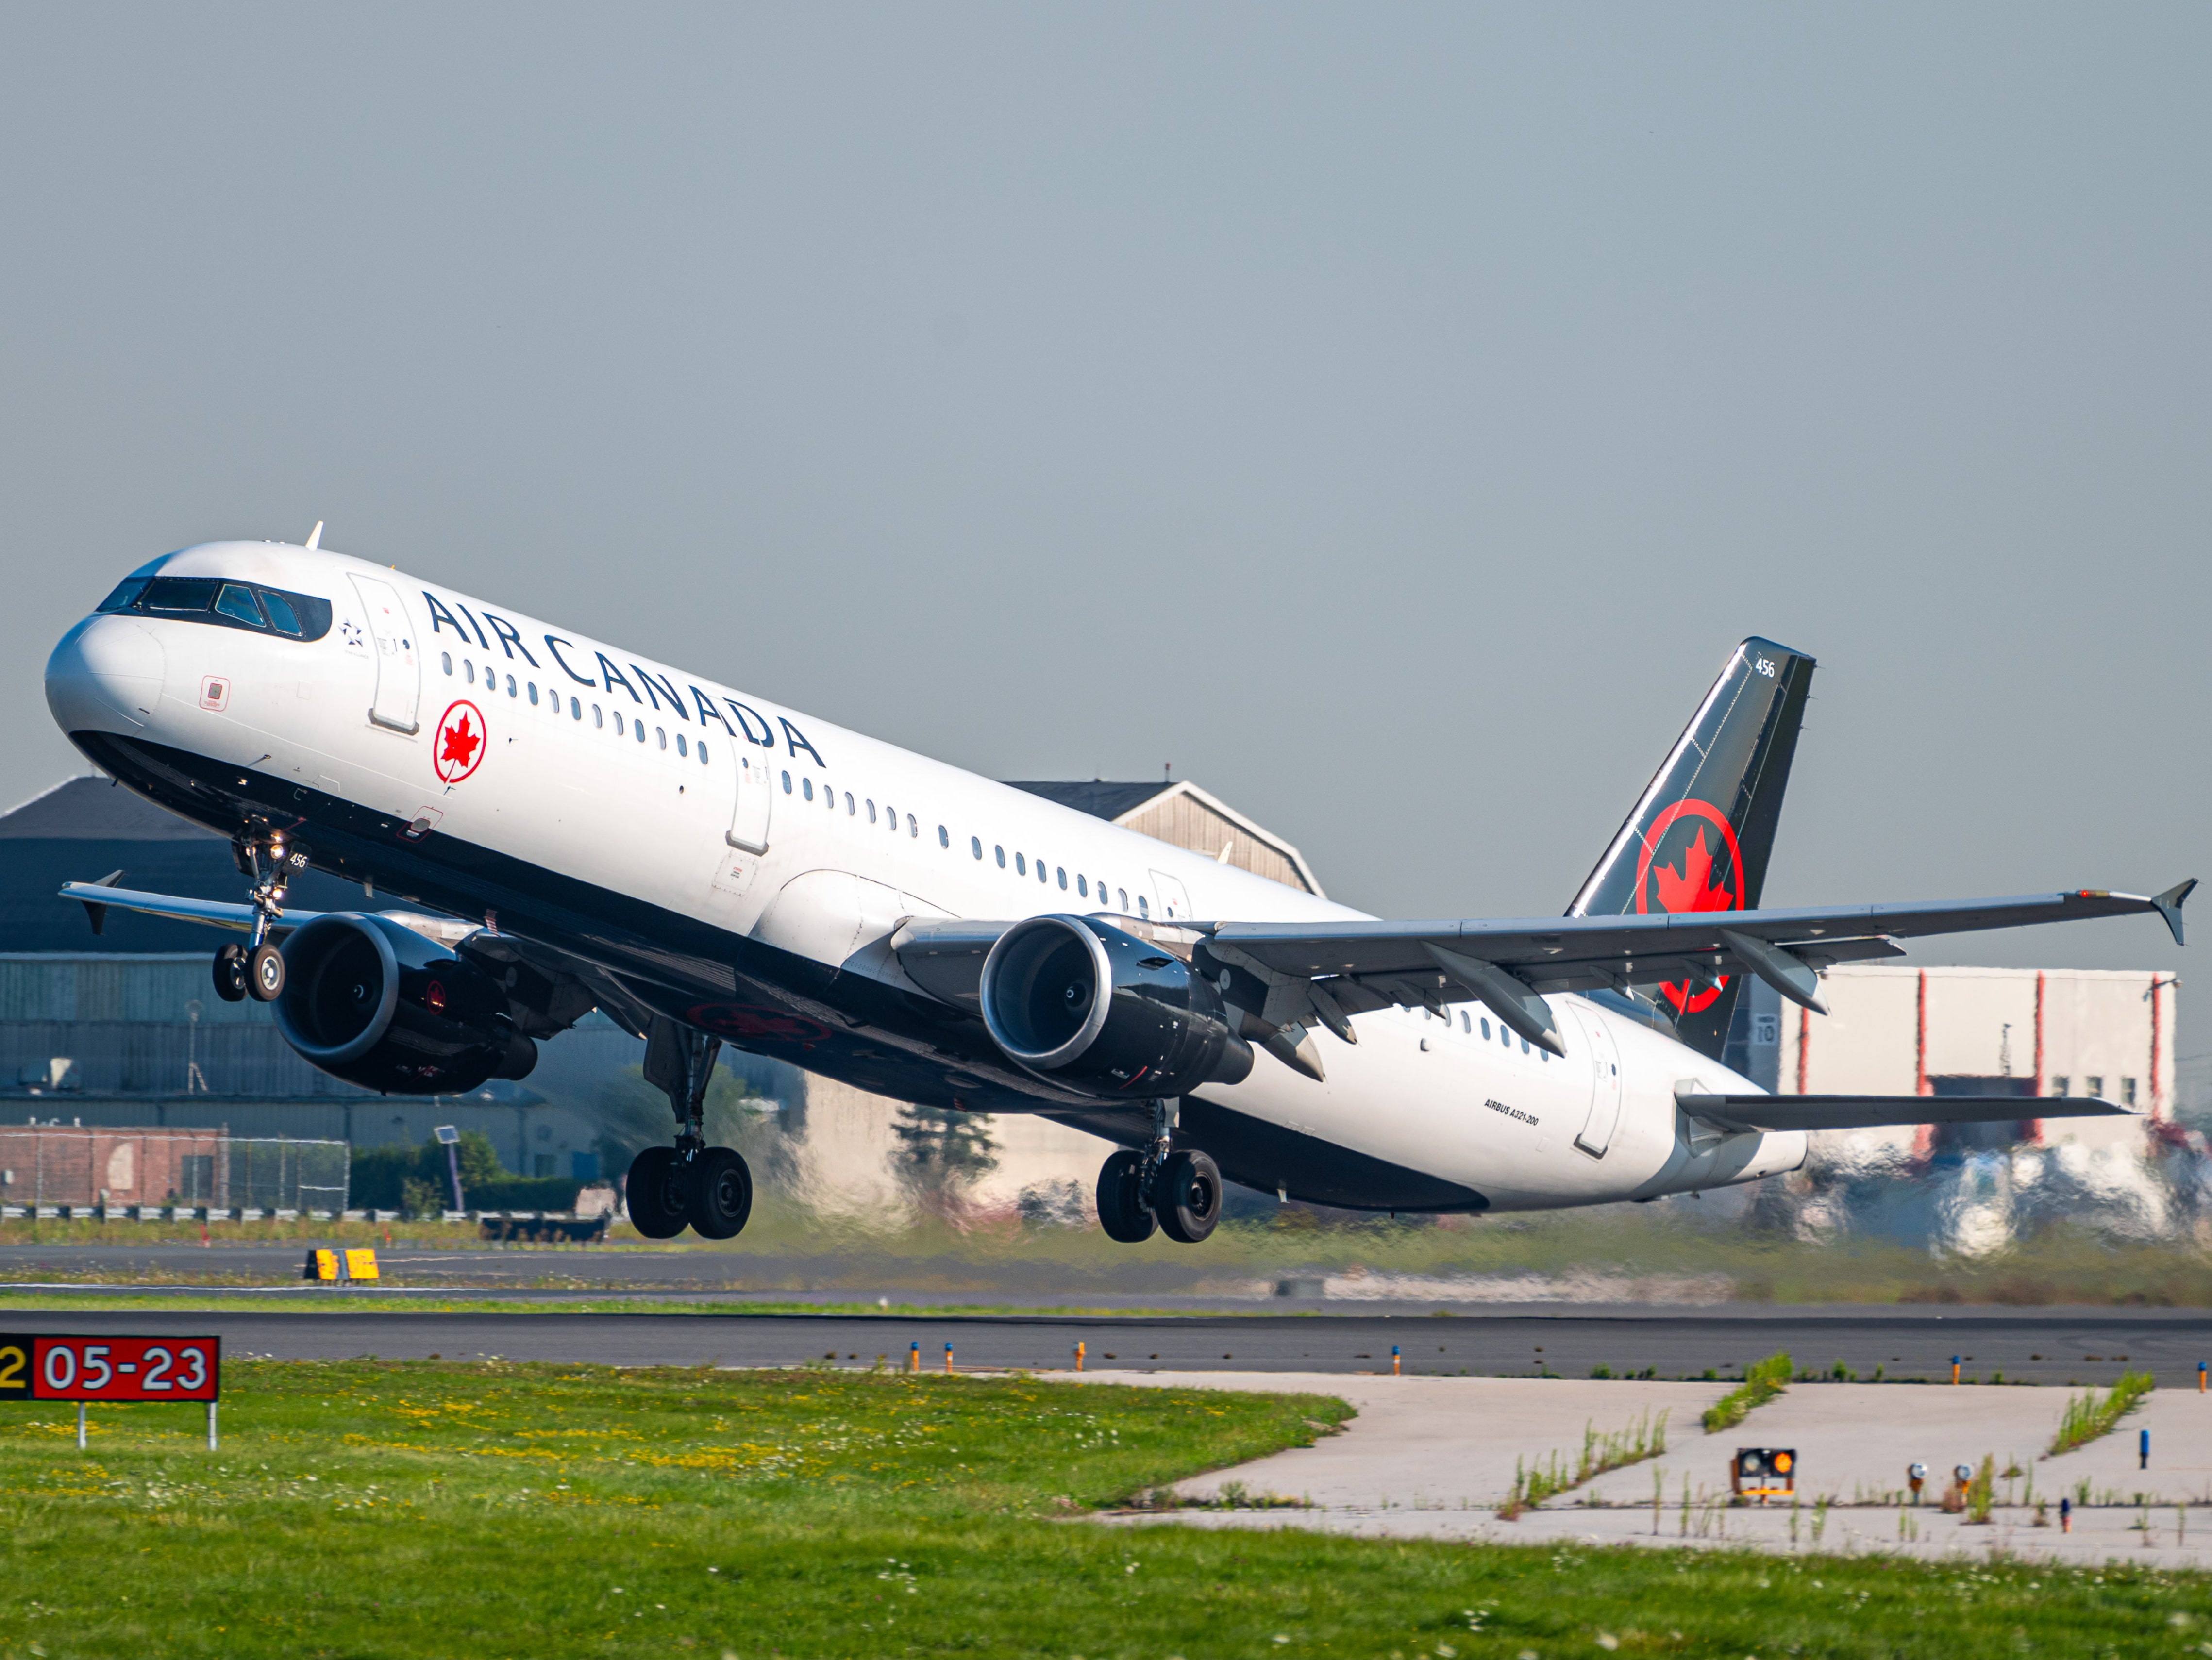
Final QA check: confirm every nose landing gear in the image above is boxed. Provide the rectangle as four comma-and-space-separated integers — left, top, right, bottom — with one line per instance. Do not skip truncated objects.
211, 832, 306, 1003
1095, 1100, 1223, 1245
626, 1016, 754, 1241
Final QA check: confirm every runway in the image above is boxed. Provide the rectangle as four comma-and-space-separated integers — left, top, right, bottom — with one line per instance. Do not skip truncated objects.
0, 1303, 2205, 1383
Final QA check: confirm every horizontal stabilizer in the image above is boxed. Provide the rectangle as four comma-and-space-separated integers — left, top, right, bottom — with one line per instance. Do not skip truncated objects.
1674, 1091, 2136, 1134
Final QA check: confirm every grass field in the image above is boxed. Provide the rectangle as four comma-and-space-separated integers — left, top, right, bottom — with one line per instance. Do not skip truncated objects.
0, 1361, 2204, 1658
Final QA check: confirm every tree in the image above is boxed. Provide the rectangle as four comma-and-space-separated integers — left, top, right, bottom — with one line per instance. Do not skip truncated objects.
889, 1103, 998, 1199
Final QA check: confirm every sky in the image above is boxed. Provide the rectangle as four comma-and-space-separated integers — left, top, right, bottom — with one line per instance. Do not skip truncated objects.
0, 3, 2203, 979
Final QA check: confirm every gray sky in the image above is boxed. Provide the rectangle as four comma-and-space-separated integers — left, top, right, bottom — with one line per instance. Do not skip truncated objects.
1, 4, 2203, 974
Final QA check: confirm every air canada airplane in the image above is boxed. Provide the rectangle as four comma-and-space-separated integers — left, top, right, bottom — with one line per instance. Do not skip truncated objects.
43, 537, 2194, 1242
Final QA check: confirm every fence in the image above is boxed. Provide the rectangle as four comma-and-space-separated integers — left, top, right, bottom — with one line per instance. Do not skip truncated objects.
0, 1125, 348, 1211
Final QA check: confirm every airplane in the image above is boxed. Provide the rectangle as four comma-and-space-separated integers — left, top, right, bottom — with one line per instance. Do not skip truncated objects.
42, 536, 2194, 1241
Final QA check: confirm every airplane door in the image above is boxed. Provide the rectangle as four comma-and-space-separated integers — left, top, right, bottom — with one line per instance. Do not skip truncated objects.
727, 749, 773, 854
348, 575, 421, 734
1570, 1003, 1623, 1158
1150, 870, 1194, 922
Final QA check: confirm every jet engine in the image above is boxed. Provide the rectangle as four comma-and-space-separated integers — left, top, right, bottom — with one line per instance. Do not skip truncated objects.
978, 914, 1252, 1097
273, 912, 538, 1095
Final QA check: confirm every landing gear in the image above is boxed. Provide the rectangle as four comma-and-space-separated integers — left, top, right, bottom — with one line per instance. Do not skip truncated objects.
1096, 1149, 1156, 1243
247, 942, 285, 1002
626, 1145, 691, 1239
1095, 1100, 1221, 1245
1154, 1148, 1223, 1245
212, 943, 248, 1002
628, 1016, 754, 1241
212, 830, 306, 1008
689, 1146, 754, 1240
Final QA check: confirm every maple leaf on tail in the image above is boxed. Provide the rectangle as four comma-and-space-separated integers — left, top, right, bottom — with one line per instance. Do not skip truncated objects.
1653, 825, 1736, 913
439, 713, 481, 771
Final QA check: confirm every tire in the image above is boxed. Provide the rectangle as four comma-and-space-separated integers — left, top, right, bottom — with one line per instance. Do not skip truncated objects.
247, 942, 286, 1002
1096, 1149, 1156, 1244
687, 1147, 753, 1240
1155, 1148, 1223, 1245
626, 1146, 691, 1239
212, 943, 248, 1003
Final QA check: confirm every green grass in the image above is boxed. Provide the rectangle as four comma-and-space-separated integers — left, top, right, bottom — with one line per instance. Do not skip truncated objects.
2050, 1369, 2156, 1455
1699, 1350, 1793, 1433
1498, 1407, 1668, 1516
0, 1361, 2203, 1658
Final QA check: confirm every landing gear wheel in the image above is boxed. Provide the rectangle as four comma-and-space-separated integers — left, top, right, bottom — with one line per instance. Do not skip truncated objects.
687, 1147, 753, 1240
1096, 1149, 1156, 1244
246, 943, 285, 1003
1154, 1148, 1223, 1245
212, 943, 248, 1003
626, 1145, 691, 1239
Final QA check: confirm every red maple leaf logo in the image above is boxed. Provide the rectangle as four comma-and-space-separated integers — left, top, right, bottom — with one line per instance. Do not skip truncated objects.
1651, 825, 1736, 914
439, 713, 480, 771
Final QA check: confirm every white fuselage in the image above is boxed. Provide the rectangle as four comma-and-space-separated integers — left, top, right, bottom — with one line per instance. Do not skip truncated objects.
45, 540, 1803, 1212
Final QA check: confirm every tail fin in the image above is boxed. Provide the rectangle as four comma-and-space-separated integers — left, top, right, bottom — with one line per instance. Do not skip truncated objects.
1568, 637, 1816, 1061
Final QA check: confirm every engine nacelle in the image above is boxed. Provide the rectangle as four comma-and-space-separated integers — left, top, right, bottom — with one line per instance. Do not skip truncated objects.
273, 912, 537, 1095
979, 914, 1252, 1098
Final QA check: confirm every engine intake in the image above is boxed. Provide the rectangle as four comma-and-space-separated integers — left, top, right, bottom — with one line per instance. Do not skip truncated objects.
979, 914, 1252, 1097
273, 912, 537, 1095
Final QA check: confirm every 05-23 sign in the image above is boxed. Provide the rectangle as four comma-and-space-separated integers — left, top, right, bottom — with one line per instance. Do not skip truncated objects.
0, 1335, 219, 1402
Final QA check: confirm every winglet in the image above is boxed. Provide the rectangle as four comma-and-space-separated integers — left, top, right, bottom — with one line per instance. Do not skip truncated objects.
2154, 878, 2196, 947
78, 868, 125, 937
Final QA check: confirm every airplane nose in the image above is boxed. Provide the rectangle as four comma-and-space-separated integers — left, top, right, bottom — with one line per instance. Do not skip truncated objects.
46, 614, 166, 734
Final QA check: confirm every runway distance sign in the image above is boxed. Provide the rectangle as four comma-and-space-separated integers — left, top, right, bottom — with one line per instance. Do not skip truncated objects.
0, 1335, 220, 1402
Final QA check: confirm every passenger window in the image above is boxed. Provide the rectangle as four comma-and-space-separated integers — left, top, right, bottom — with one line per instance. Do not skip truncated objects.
783, 771, 793, 794
1480, 1018, 1491, 1039
676, 734, 687, 756
465, 662, 475, 685
846, 792, 855, 815
1077, 875, 1088, 897
938, 825, 949, 848
214, 583, 266, 627
507, 674, 518, 697
995, 846, 1006, 868
591, 704, 602, 727
907, 814, 918, 838
635, 722, 646, 744
1117, 888, 1128, 911
527, 682, 538, 706
441, 652, 453, 676
885, 803, 895, 829
803, 777, 813, 800
1521, 1037, 1530, 1054
1137, 894, 1149, 918
262, 591, 304, 636
867, 800, 878, 823
972, 836, 984, 860
485, 663, 495, 686
699, 743, 708, 764
1056, 867, 1067, 889
656, 728, 667, 749
1016, 853, 1026, 876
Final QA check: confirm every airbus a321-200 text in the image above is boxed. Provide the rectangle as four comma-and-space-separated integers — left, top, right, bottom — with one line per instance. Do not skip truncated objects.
42, 536, 2195, 1241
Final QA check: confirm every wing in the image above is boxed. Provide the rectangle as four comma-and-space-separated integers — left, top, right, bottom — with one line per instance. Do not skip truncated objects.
1675, 1093, 2135, 1133
1201, 881, 2195, 1056
57, 880, 325, 938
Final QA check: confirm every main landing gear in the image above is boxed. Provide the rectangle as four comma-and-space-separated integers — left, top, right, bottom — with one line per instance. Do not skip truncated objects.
626, 1017, 754, 1241
211, 831, 304, 1005
1096, 1099, 1223, 1245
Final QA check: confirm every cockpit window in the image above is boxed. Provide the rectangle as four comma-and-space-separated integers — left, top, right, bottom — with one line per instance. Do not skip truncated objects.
215, 584, 266, 627
104, 575, 333, 641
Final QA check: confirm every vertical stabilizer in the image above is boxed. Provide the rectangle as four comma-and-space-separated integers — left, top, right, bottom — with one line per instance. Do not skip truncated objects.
1568, 637, 1815, 1061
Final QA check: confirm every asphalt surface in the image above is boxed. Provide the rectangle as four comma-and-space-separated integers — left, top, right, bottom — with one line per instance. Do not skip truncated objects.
1, 1305, 2205, 1383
